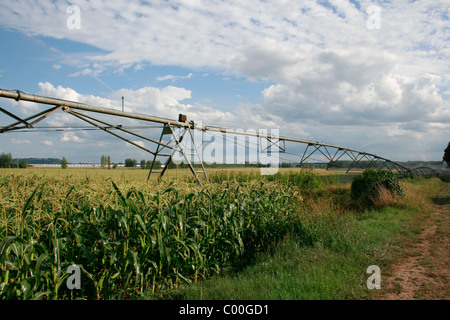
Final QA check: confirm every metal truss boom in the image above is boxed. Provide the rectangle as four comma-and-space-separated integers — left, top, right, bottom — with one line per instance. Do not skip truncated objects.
0, 88, 410, 182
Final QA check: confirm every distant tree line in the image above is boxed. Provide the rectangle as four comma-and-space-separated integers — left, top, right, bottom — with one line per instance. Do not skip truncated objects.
0, 153, 28, 168
4, 140, 448, 171
122, 158, 192, 169
124, 158, 138, 167
0, 152, 69, 169
124, 159, 162, 169
140, 160, 162, 169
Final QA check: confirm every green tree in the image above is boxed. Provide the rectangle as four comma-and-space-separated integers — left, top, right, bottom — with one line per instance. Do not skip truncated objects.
101, 155, 107, 168
0, 153, 13, 168
145, 160, 161, 169
140, 160, 147, 169
167, 161, 177, 169
61, 157, 68, 169
18, 159, 28, 168
444, 142, 450, 166
107, 155, 111, 169
124, 158, 137, 167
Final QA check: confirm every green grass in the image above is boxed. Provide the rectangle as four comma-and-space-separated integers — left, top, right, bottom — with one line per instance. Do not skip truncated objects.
167, 240, 368, 300
156, 178, 445, 300
1, 168, 340, 299
0, 167, 445, 300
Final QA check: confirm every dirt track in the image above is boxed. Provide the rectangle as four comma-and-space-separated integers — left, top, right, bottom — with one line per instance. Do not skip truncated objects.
379, 187, 449, 300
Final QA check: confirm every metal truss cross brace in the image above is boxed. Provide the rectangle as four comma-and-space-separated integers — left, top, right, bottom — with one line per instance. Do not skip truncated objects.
260, 137, 286, 153
147, 123, 209, 186
0, 105, 62, 133
64, 108, 159, 156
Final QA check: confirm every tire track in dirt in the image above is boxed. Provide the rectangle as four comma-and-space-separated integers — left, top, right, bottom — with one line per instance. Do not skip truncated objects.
380, 186, 449, 300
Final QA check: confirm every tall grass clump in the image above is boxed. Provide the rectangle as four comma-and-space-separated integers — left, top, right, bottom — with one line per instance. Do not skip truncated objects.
351, 169, 403, 208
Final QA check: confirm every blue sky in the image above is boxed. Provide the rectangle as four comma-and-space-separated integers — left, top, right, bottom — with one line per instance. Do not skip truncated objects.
0, 0, 449, 164
0, 29, 270, 109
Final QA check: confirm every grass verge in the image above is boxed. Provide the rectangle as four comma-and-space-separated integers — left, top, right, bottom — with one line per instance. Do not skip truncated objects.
152, 177, 446, 300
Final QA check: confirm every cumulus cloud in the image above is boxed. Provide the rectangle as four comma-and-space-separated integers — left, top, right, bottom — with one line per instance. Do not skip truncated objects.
156, 73, 193, 82
35, 81, 236, 127
31, 82, 273, 139
11, 139, 31, 144
259, 49, 446, 126
109, 85, 192, 117
129, 141, 146, 149
41, 140, 53, 146
2, 1, 448, 90
1, 1, 448, 70
1, 0, 448, 161
38, 81, 120, 110
60, 132, 83, 143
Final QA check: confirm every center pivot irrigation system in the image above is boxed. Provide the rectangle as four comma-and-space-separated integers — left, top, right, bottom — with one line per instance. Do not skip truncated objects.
0, 88, 411, 186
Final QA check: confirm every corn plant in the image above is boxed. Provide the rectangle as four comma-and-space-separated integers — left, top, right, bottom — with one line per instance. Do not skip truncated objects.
0, 170, 325, 299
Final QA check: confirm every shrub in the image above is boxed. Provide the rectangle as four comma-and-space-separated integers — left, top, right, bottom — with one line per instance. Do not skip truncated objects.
351, 169, 403, 207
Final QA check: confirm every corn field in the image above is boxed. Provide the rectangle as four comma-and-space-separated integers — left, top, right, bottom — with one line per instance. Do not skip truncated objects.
0, 170, 336, 300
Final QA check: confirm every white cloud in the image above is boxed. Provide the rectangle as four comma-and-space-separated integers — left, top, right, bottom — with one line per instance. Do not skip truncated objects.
35, 82, 237, 129
60, 132, 83, 143
2, 1, 448, 89
133, 64, 145, 71
156, 73, 193, 82
110, 85, 192, 117
1, 1, 448, 161
11, 139, 31, 144
1, 1, 448, 71
259, 49, 446, 126
69, 68, 98, 77
41, 140, 53, 146
33, 81, 269, 136
38, 81, 119, 110
129, 141, 145, 149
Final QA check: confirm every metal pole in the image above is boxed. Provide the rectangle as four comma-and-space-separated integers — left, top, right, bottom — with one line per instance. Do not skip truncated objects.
0, 89, 374, 153
0, 107, 32, 127
1, 105, 63, 132
0, 89, 191, 128
0, 88, 410, 174
65, 108, 158, 156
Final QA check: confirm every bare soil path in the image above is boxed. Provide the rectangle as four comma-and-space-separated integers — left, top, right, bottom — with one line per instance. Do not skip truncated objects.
379, 186, 449, 300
